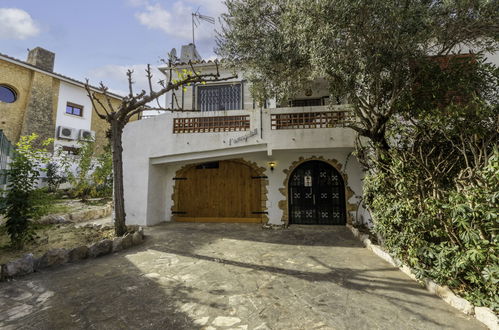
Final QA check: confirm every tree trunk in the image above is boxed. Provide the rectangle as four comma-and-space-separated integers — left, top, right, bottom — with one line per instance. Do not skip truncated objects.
110, 120, 127, 236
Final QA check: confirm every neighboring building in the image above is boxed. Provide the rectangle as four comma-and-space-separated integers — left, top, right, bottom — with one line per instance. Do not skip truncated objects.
122, 44, 370, 227
0, 47, 124, 154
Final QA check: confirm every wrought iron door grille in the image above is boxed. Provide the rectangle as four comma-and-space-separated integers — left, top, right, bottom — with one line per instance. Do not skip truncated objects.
271, 111, 352, 130
288, 160, 346, 225
173, 115, 250, 133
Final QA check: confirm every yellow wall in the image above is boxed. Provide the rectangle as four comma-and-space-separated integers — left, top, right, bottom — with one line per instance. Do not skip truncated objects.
0, 57, 140, 153
0, 59, 35, 144
90, 93, 138, 154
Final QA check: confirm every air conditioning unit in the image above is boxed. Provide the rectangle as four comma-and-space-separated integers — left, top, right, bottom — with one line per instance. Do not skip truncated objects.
78, 129, 95, 141
57, 126, 77, 140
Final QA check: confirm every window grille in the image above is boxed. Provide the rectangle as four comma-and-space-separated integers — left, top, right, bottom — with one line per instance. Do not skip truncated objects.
173, 115, 250, 133
197, 84, 241, 111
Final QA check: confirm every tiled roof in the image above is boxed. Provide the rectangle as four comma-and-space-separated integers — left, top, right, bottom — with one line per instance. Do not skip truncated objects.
0, 52, 124, 100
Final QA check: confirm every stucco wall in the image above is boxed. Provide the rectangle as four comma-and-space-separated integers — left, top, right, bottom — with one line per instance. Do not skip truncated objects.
123, 112, 369, 227
122, 146, 369, 227
55, 81, 93, 149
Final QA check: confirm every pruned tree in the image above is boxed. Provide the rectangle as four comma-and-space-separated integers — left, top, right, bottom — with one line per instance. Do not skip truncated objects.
85, 60, 234, 236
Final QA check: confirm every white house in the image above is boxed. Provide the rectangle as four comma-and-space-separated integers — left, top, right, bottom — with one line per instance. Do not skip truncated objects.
122, 45, 370, 227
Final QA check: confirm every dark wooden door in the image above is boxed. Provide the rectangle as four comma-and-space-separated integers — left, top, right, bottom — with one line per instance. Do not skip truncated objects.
288, 161, 346, 225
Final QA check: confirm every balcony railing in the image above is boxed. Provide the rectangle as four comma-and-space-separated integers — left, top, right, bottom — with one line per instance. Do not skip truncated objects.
271, 111, 351, 130
173, 115, 250, 133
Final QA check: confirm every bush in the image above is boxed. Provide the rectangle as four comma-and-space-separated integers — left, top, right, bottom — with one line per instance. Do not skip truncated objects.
365, 145, 498, 311
68, 140, 95, 200
0, 134, 52, 249
45, 161, 67, 192
91, 144, 113, 198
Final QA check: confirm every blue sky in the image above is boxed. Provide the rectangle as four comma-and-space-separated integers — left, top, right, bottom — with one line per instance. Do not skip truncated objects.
0, 0, 226, 95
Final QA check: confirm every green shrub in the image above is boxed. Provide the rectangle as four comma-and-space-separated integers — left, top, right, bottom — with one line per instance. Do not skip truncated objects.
65, 140, 95, 201
91, 144, 113, 198
45, 161, 67, 192
365, 147, 498, 311
0, 134, 52, 249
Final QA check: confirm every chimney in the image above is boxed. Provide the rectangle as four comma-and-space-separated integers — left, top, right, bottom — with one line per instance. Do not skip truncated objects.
179, 43, 202, 63
27, 47, 55, 72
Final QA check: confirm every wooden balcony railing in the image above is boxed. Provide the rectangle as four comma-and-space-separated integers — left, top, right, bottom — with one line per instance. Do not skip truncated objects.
173, 115, 250, 133
271, 111, 351, 130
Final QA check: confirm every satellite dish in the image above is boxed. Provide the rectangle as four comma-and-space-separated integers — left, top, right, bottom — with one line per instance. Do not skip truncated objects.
168, 48, 177, 63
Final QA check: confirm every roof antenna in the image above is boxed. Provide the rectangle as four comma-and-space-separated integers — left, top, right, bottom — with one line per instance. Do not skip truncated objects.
191, 8, 215, 46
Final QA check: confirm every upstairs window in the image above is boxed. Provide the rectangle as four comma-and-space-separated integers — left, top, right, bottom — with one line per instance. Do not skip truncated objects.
289, 98, 323, 107
0, 85, 17, 103
197, 84, 241, 111
66, 102, 83, 116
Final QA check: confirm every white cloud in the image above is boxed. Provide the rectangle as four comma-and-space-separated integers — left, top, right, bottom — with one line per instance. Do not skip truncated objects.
0, 8, 40, 40
133, 0, 225, 42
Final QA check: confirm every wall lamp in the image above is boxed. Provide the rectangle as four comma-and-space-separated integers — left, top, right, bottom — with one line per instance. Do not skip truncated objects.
268, 161, 276, 171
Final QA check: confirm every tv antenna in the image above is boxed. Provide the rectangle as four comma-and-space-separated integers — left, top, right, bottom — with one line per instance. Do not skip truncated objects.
192, 8, 215, 46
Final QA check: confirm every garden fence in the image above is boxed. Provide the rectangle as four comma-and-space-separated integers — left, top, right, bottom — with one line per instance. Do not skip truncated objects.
0, 130, 14, 187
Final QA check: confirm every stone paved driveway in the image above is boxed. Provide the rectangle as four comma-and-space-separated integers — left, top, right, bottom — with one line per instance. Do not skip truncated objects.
0, 223, 484, 330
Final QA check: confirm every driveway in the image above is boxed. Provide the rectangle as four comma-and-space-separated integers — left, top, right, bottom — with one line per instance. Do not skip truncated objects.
0, 223, 484, 329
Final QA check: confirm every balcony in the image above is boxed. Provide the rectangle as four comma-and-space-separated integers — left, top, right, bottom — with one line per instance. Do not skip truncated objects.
129, 105, 357, 161
168, 105, 353, 133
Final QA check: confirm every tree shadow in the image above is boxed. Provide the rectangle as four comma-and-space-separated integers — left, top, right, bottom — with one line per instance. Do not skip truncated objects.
149, 222, 365, 248
0, 223, 484, 330
142, 222, 481, 329
0, 253, 207, 329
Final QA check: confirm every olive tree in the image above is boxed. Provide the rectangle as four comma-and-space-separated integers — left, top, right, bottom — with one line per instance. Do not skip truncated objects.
217, 0, 499, 154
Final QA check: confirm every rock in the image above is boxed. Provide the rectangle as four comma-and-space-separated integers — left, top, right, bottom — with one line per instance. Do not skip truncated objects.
127, 225, 139, 232
122, 233, 133, 249
138, 226, 144, 238
212, 316, 241, 327
132, 231, 142, 245
38, 249, 69, 268
38, 214, 70, 225
88, 239, 112, 258
112, 237, 123, 252
70, 211, 87, 223
3, 254, 35, 277
424, 279, 474, 315
68, 246, 89, 262
475, 306, 499, 330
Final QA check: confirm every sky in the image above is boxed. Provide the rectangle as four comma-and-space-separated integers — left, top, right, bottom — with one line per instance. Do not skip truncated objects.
0, 0, 226, 96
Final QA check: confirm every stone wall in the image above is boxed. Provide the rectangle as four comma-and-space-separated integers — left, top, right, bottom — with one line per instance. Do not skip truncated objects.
0, 59, 58, 149
20, 71, 58, 150
0, 60, 34, 144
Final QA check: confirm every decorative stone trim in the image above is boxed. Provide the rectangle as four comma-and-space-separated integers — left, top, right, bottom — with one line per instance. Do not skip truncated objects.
171, 158, 269, 224
346, 224, 499, 330
278, 156, 357, 226
0, 226, 145, 281
37, 203, 113, 224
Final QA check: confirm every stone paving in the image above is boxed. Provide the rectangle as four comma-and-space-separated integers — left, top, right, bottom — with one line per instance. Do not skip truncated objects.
0, 223, 485, 330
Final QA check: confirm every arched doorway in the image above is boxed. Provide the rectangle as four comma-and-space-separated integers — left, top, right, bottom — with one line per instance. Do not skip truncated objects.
288, 160, 346, 225
174, 160, 262, 222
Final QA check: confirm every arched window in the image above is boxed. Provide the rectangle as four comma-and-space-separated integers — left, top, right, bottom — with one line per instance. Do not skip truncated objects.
0, 85, 17, 103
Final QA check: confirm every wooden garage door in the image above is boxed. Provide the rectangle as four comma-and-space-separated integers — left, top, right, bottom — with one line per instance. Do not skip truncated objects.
174, 160, 262, 222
